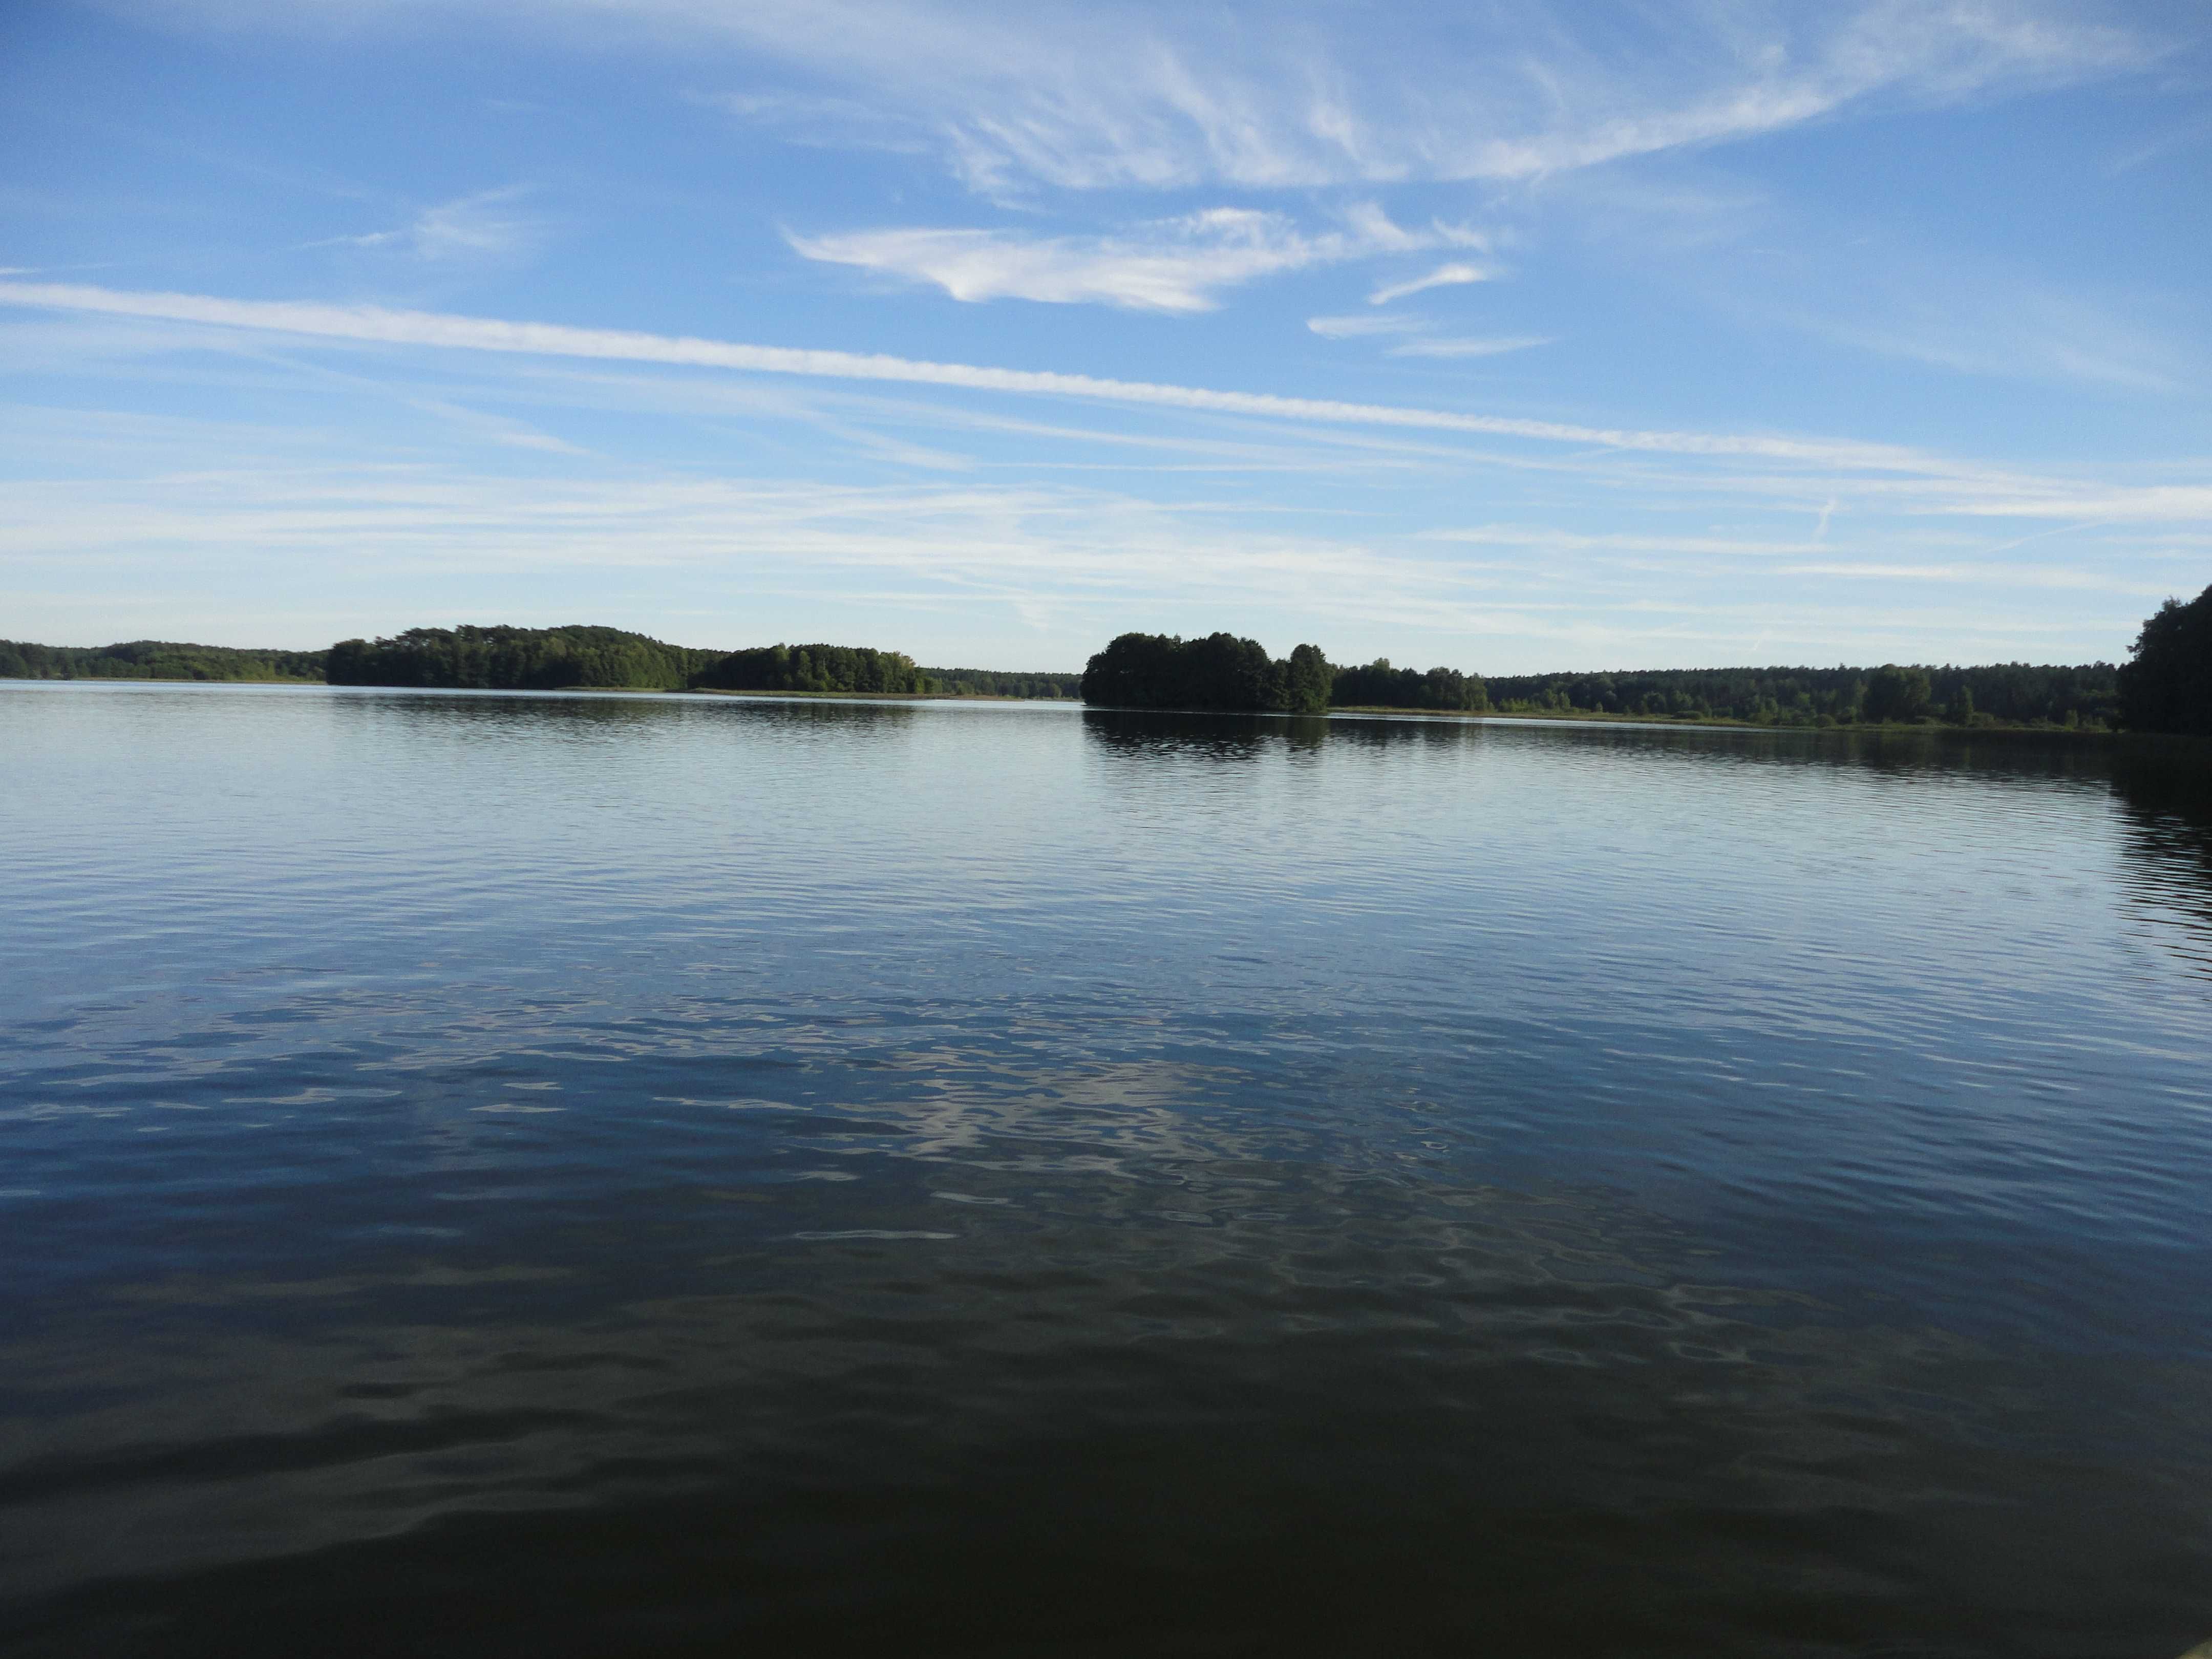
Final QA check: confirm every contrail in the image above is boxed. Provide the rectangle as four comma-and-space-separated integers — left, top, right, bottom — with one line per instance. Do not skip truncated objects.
0, 280, 1936, 473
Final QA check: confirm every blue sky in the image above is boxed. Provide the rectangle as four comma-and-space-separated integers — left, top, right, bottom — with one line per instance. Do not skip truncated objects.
3, 1, 2208, 672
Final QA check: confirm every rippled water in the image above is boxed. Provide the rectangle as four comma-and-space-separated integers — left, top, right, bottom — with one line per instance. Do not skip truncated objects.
3, 683, 2209, 1656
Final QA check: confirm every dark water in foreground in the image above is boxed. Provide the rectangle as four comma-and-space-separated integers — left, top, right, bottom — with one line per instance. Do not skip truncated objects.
3, 684, 2209, 1657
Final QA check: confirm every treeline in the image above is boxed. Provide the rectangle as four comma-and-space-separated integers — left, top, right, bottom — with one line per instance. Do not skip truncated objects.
0, 639, 328, 682
695, 643, 931, 695
1330, 659, 1488, 712
922, 667, 1082, 699
3, 623, 1088, 698
1484, 662, 2121, 729
1080, 632, 1482, 714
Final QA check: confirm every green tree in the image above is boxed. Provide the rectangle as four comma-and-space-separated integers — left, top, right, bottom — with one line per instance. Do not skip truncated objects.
2118, 584, 2212, 735
1284, 644, 1332, 714
1862, 665, 1932, 723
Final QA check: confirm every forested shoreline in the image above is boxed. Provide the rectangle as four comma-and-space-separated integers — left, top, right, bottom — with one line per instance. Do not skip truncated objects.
1484, 662, 2118, 730
1077, 589, 2210, 734
6, 582, 2207, 733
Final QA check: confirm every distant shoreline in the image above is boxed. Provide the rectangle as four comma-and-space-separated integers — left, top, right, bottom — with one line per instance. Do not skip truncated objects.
4, 675, 2159, 737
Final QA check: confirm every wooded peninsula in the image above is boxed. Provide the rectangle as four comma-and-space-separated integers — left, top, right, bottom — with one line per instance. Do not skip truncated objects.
3, 581, 2206, 734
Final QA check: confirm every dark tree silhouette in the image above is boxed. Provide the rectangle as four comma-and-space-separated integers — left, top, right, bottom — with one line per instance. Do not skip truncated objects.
2118, 584, 2212, 735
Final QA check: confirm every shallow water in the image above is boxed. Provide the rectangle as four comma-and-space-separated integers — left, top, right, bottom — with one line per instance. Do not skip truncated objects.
2, 683, 2208, 1656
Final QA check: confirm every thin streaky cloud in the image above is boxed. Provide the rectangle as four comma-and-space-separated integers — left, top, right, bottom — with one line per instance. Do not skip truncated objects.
4, 283, 2207, 526
1369, 263, 1488, 305
1307, 312, 1427, 339
1387, 334, 1553, 360
0, 281, 1935, 470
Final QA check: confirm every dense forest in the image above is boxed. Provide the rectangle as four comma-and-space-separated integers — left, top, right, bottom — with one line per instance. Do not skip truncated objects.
1484, 661, 2121, 729
0, 639, 328, 682
695, 643, 934, 695
327, 625, 720, 690
2118, 583, 2212, 736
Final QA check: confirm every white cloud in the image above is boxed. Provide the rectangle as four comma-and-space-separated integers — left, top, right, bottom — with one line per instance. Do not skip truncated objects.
1368, 263, 1489, 306
789, 205, 1479, 312
1387, 335, 1554, 360
309, 187, 543, 263
1307, 313, 1427, 339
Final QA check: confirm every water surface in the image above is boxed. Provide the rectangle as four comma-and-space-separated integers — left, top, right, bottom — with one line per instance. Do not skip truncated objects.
3, 684, 2209, 1656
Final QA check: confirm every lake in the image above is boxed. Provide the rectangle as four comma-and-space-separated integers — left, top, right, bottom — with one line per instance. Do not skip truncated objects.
2, 682, 2208, 1656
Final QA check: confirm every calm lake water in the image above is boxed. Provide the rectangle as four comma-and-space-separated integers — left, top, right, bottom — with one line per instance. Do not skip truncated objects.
2, 682, 2209, 1656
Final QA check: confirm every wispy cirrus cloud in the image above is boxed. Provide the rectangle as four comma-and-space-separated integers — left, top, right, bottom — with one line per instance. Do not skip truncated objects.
674, 0, 2161, 194
1369, 263, 1489, 306
1309, 312, 1551, 360
308, 186, 545, 264
700, 89, 933, 156
789, 205, 1483, 312
130, 1, 2166, 197
1388, 335, 1554, 360
1307, 312, 1427, 339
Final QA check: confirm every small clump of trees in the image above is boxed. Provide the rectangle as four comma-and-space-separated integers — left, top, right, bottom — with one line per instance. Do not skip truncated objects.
1079, 633, 1485, 714
695, 643, 933, 695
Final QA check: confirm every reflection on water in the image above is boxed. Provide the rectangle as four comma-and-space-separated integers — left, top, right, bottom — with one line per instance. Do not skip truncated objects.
1, 684, 2209, 1657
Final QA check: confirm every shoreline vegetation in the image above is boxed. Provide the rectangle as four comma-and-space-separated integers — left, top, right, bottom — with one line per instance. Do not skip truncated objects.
3, 585, 2205, 734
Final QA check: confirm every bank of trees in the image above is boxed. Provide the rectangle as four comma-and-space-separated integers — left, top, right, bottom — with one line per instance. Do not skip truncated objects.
921, 667, 1082, 698
2118, 583, 2212, 736
1079, 633, 1485, 714
327, 625, 719, 690
0, 639, 328, 682
1483, 662, 2119, 728
1073, 631, 2152, 729
1330, 658, 1488, 712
